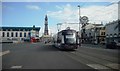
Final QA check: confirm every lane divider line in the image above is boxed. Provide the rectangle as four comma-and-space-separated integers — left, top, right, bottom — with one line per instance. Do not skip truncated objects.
0, 50, 10, 56
87, 64, 110, 69
11, 66, 22, 69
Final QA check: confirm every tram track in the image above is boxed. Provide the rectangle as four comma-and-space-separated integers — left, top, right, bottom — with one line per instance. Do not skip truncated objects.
61, 49, 119, 71
76, 49, 119, 64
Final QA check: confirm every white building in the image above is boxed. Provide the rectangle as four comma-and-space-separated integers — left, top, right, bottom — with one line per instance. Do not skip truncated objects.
105, 20, 120, 43
84, 23, 105, 44
0, 25, 40, 42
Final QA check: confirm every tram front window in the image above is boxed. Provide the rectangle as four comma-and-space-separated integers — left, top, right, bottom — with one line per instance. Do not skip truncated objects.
65, 34, 76, 44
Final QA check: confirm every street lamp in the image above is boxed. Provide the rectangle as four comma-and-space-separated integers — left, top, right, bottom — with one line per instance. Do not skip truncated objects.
78, 5, 82, 44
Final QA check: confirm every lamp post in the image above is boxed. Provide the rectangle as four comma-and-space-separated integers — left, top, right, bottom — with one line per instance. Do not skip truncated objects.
78, 5, 82, 45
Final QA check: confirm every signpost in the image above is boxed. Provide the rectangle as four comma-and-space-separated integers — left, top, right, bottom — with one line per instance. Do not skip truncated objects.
80, 16, 89, 43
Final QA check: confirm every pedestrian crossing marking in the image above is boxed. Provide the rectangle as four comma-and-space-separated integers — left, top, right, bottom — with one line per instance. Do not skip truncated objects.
11, 66, 22, 69
0, 50, 10, 56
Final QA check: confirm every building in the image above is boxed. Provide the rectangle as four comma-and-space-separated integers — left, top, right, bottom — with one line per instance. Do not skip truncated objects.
84, 23, 106, 44
0, 25, 40, 42
105, 20, 120, 43
41, 15, 51, 42
44, 15, 49, 36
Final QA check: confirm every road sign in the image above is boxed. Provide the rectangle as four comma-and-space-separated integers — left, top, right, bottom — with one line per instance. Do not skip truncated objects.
81, 16, 89, 24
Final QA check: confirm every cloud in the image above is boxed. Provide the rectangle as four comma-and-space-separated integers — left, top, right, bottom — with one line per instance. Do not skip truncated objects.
47, 4, 78, 23
26, 5, 40, 10
2, 0, 120, 2
47, 3, 118, 24
81, 3, 118, 24
47, 3, 118, 33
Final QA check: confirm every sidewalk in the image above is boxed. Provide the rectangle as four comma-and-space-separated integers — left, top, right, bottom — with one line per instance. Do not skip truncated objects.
81, 43, 106, 48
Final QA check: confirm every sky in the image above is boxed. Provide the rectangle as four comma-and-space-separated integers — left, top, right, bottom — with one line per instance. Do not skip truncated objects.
2, 1, 119, 36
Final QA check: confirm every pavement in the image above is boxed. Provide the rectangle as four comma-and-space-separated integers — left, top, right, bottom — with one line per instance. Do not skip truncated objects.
1, 42, 120, 71
81, 44, 106, 48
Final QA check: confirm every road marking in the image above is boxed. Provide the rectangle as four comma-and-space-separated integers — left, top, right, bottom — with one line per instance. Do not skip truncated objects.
11, 66, 22, 69
87, 64, 110, 69
31, 43, 37, 44
106, 63, 120, 69
0, 50, 10, 56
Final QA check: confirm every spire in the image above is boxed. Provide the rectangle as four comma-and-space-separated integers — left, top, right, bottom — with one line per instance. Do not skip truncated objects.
45, 15, 48, 21
44, 15, 49, 35
33, 25, 35, 30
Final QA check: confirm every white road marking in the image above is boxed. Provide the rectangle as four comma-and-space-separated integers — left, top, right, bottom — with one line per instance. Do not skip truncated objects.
70, 52, 76, 53
11, 66, 22, 69
87, 64, 110, 69
0, 50, 10, 56
31, 43, 37, 44
106, 63, 120, 69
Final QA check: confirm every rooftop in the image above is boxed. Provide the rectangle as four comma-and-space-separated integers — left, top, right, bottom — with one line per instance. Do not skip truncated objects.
0, 26, 40, 31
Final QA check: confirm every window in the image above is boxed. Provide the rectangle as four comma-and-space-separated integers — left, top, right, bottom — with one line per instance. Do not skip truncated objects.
101, 32, 105, 35
28, 32, 31, 37
7, 32, 9, 37
101, 32, 103, 35
2, 32, 5, 37
16, 32, 18, 37
24, 32, 26, 37
20, 32, 22, 37
104, 32, 105, 35
8, 29, 10, 31
11, 32, 13, 37
89, 33, 91, 36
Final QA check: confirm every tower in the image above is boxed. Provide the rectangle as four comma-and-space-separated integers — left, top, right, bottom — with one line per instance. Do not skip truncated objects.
44, 15, 49, 35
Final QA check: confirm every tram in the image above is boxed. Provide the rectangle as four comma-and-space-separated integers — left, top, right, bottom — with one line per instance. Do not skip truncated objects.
53, 28, 81, 50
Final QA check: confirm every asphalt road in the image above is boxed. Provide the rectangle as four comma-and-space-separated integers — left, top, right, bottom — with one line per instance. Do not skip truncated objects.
1, 42, 120, 71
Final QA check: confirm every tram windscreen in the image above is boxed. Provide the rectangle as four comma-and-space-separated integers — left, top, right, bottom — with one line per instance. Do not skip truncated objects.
65, 34, 76, 44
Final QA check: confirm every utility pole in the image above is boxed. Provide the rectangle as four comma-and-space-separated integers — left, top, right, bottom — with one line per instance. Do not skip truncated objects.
78, 5, 81, 36
78, 5, 81, 45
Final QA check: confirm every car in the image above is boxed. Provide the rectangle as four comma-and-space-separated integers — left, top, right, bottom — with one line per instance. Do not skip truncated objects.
106, 41, 120, 49
116, 42, 120, 49
106, 41, 117, 49
24, 37, 30, 42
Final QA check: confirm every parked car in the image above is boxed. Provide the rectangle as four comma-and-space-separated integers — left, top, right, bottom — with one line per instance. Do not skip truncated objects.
116, 42, 120, 49
106, 41, 120, 49
106, 41, 117, 49
24, 37, 30, 42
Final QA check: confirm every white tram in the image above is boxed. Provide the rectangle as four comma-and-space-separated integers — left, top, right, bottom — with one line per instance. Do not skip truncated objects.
53, 28, 81, 50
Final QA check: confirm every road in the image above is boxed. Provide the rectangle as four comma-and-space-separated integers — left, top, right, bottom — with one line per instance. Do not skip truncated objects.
1, 42, 120, 71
